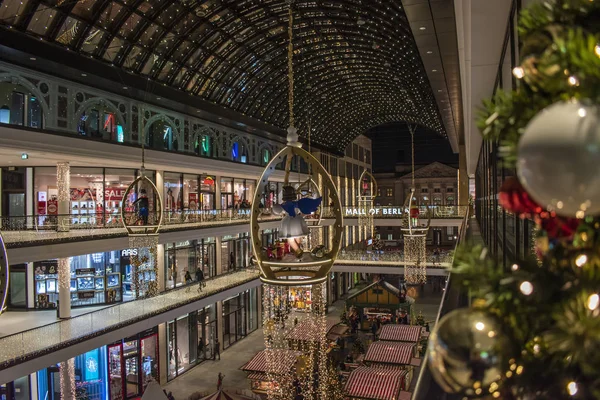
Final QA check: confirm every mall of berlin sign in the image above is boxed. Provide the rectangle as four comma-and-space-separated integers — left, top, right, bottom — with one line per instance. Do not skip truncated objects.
345, 207, 404, 216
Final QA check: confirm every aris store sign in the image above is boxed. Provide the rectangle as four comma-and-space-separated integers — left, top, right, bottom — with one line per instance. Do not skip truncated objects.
345, 208, 404, 216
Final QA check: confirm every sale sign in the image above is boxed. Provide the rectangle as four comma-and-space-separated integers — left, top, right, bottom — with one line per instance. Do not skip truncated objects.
104, 187, 127, 201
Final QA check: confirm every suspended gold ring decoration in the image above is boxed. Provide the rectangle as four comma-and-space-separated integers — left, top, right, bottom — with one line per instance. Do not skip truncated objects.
357, 169, 378, 202
402, 187, 432, 236
121, 174, 164, 235
250, 145, 343, 286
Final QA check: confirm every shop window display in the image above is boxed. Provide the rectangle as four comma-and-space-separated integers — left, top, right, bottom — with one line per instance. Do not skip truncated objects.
165, 239, 216, 290
108, 329, 159, 400
194, 134, 213, 157
220, 233, 250, 272
34, 167, 137, 227
222, 288, 259, 349
220, 177, 255, 210
37, 346, 108, 400
0, 81, 44, 128
32, 250, 141, 308
231, 141, 248, 163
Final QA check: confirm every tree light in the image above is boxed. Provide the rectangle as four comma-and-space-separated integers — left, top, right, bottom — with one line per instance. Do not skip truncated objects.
512, 67, 525, 79
575, 254, 587, 267
587, 293, 599, 311
567, 381, 578, 396
520, 281, 533, 296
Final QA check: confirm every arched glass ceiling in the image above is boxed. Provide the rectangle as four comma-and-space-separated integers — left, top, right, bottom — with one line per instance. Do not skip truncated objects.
0, 0, 446, 151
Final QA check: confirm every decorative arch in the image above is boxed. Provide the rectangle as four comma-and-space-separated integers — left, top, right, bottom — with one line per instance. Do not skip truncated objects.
229, 134, 251, 163
0, 73, 50, 127
256, 142, 276, 166
143, 114, 180, 151
191, 126, 218, 157
73, 97, 126, 140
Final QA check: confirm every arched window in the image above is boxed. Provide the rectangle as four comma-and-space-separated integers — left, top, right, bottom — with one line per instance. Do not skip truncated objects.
231, 141, 248, 163
433, 196, 442, 206
148, 120, 176, 150
195, 134, 213, 157
446, 196, 455, 206
0, 81, 44, 128
261, 148, 270, 166
77, 102, 123, 141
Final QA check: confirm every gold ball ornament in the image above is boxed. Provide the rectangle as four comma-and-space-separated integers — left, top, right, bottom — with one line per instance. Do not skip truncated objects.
427, 308, 512, 397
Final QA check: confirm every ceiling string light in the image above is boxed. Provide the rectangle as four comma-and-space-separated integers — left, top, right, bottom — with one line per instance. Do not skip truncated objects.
402, 124, 430, 285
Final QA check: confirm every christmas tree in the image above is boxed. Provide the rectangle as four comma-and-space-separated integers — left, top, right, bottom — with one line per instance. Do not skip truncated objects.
427, 1, 600, 399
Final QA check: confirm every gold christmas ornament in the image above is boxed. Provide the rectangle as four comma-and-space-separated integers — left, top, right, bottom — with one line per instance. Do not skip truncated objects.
428, 308, 511, 397
357, 169, 377, 244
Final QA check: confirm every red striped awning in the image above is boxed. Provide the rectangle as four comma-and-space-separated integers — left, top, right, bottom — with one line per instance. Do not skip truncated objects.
345, 366, 408, 400
241, 349, 301, 374
285, 319, 336, 341
246, 372, 269, 381
364, 341, 415, 365
378, 325, 423, 343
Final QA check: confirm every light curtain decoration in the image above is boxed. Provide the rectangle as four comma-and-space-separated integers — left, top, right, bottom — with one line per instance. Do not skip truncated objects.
121, 132, 163, 298
262, 282, 329, 400
402, 125, 431, 285
0, 232, 8, 315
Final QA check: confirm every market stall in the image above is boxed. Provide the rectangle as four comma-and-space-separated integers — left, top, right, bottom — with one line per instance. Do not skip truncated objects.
344, 366, 409, 400
378, 324, 424, 343
241, 349, 301, 396
345, 280, 413, 330
363, 341, 420, 388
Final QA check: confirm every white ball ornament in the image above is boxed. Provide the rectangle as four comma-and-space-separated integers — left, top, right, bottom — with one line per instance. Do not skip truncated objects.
517, 101, 600, 217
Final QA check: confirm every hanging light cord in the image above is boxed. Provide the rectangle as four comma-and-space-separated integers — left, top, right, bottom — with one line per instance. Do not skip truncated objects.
141, 131, 146, 172
287, 5, 295, 129
409, 124, 416, 188
284, 4, 295, 185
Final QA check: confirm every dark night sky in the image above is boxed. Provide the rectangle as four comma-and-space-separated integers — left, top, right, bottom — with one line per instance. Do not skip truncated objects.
366, 122, 458, 173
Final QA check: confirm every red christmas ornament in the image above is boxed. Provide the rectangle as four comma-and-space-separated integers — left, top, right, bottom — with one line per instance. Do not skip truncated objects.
410, 206, 420, 219
539, 215, 580, 240
498, 177, 543, 216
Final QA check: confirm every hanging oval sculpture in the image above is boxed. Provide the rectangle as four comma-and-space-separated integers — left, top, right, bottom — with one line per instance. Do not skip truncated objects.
402, 187, 432, 236
251, 145, 343, 286
0, 232, 8, 316
358, 169, 378, 200
121, 174, 163, 235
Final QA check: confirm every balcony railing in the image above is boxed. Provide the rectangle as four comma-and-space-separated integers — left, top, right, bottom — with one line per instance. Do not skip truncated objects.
0, 269, 259, 371
0, 206, 469, 247
337, 249, 454, 265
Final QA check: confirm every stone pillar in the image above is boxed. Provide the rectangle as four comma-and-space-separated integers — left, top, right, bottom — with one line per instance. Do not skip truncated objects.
27, 262, 35, 308
155, 170, 164, 200
458, 145, 469, 206
157, 244, 165, 292
57, 162, 70, 232
59, 358, 75, 400
158, 322, 168, 384
58, 258, 71, 319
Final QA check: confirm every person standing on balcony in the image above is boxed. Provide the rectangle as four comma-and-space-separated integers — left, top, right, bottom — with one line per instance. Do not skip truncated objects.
229, 251, 236, 271
214, 339, 221, 360
132, 189, 149, 225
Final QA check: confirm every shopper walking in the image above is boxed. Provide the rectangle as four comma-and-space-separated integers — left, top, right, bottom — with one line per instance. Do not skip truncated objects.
214, 339, 221, 360
217, 372, 225, 390
196, 267, 206, 292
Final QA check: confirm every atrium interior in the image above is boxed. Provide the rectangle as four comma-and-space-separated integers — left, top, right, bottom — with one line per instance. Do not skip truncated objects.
0, 0, 598, 400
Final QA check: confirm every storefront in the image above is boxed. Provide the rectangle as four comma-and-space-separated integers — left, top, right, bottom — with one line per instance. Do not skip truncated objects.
0, 376, 30, 400
33, 167, 141, 227
30, 248, 152, 309
107, 328, 159, 400
1, 166, 26, 218
167, 304, 217, 381
165, 239, 217, 290
220, 233, 250, 272
261, 181, 282, 208
220, 178, 255, 209
37, 346, 109, 400
222, 288, 259, 349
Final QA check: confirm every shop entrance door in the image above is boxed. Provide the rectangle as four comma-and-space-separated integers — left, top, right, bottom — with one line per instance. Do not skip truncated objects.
124, 356, 140, 398
108, 343, 124, 400
140, 333, 159, 391
433, 230, 442, 246
47, 366, 60, 400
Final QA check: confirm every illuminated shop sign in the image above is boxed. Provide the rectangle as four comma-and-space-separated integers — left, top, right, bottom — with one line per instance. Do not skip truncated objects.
344, 208, 404, 216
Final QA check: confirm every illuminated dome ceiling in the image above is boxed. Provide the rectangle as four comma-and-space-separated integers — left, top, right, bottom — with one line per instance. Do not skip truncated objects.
0, 0, 447, 152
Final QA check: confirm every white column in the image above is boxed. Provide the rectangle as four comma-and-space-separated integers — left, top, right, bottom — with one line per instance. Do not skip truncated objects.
155, 170, 164, 195
158, 322, 168, 384
157, 244, 165, 292
27, 262, 35, 308
59, 358, 75, 400
29, 373, 39, 400
57, 162, 70, 232
58, 258, 71, 319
